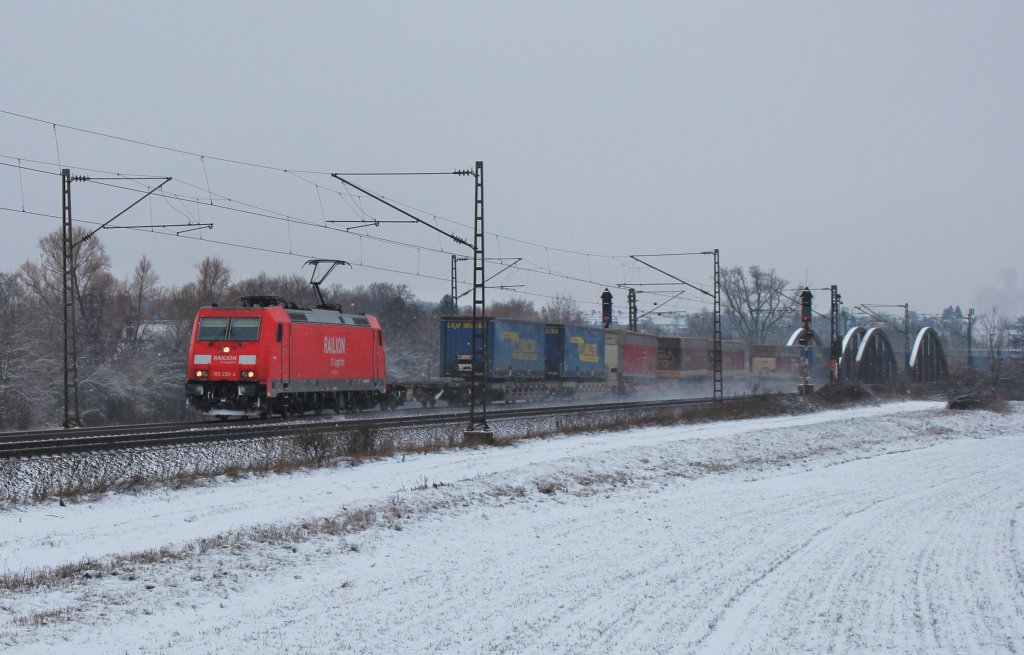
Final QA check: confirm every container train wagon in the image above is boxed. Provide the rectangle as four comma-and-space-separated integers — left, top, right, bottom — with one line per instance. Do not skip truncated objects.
418, 317, 750, 407
655, 336, 747, 382
430, 317, 616, 404
748, 344, 833, 390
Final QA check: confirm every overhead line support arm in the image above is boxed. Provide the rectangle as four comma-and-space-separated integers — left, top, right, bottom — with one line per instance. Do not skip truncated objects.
331, 174, 470, 248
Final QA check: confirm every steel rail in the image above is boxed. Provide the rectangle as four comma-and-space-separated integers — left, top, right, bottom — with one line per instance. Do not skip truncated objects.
0, 397, 737, 459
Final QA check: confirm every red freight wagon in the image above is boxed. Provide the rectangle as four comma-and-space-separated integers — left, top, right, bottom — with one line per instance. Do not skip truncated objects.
657, 336, 683, 379
605, 329, 658, 390
749, 344, 802, 380
678, 337, 713, 379
721, 340, 747, 373
185, 296, 387, 418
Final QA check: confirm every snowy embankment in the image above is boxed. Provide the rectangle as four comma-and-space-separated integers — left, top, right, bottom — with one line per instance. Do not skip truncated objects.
2, 401, 1023, 654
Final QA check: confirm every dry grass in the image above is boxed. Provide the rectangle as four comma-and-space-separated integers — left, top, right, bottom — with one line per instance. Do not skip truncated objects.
2, 392, 861, 509
12, 606, 78, 627
0, 503, 390, 595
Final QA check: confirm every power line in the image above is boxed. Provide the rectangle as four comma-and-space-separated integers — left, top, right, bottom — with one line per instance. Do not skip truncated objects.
3, 155, 643, 294
2, 143, 648, 270
0, 200, 713, 315
0, 108, 327, 174
0, 203, 454, 285
1, 136, 639, 262
0, 159, 60, 177
0, 116, 719, 297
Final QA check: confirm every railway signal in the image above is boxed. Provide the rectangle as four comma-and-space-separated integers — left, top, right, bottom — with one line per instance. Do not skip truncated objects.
797, 287, 814, 392
797, 287, 814, 346
601, 288, 613, 328
800, 287, 813, 326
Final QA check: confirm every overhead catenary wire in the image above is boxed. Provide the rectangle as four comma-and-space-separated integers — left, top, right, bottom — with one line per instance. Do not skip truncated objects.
0, 111, 634, 259
1, 150, 635, 285
0, 181, 690, 310
0, 111, 719, 305
0, 198, 709, 322
0, 203, 451, 284
1, 108, 320, 174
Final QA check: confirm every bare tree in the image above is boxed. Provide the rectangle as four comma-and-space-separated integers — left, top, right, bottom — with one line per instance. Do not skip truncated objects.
720, 265, 794, 345
0, 273, 41, 429
437, 294, 459, 316
18, 227, 124, 359
122, 255, 161, 348
18, 227, 113, 322
488, 298, 539, 320
979, 307, 1011, 385
542, 294, 585, 325
195, 256, 232, 306
234, 272, 316, 306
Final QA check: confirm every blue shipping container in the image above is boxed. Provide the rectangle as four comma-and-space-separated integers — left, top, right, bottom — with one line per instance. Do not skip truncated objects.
545, 324, 605, 379
544, 325, 564, 377
441, 317, 546, 380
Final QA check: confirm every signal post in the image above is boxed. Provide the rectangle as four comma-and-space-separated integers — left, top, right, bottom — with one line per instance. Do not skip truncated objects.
798, 287, 814, 395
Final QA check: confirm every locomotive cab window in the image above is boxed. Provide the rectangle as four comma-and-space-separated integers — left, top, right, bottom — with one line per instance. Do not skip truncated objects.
196, 317, 261, 342
197, 317, 229, 341
228, 317, 261, 341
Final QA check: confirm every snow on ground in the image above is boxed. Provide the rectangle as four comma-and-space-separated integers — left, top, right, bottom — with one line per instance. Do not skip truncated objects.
1, 400, 1023, 653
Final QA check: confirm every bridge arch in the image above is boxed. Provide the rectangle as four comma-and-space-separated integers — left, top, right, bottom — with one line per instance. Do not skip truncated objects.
837, 326, 899, 384
836, 327, 866, 381
854, 327, 899, 384
908, 326, 949, 382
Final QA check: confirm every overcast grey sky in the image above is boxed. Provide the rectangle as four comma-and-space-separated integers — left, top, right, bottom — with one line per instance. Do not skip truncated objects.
2, 1, 1021, 320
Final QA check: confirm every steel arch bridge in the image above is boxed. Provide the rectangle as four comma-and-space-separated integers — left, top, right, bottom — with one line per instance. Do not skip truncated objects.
837, 326, 899, 383
835, 326, 949, 384
907, 326, 950, 383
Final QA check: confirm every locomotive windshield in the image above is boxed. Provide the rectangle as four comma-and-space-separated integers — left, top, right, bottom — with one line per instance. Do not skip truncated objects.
228, 317, 261, 340
196, 317, 261, 342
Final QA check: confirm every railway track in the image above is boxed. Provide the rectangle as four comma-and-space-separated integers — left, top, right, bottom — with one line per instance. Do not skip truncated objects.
0, 396, 733, 459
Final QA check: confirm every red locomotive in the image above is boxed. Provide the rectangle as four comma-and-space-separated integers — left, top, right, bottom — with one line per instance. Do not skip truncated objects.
185, 295, 388, 418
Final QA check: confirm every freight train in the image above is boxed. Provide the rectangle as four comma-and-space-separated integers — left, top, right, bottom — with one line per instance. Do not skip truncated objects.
185, 298, 822, 418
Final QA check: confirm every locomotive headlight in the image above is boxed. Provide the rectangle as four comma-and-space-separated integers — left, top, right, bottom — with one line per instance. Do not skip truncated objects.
222, 346, 231, 354
196, 370, 207, 378
241, 370, 255, 379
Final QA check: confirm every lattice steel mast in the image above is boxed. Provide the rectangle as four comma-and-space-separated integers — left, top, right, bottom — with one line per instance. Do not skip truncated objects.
712, 249, 722, 402
61, 169, 82, 428
467, 161, 491, 436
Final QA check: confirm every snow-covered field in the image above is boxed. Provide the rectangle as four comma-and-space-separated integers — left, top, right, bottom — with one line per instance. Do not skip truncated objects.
2, 401, 1023, 654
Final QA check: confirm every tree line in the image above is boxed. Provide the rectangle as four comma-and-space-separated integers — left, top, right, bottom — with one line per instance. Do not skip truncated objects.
1, 230, 1019, 429
0, 230, 599, 429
